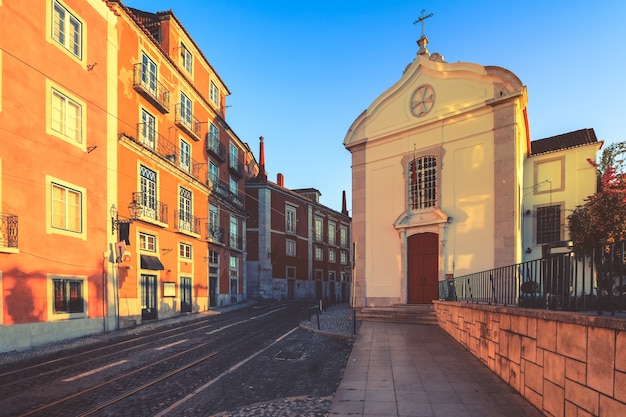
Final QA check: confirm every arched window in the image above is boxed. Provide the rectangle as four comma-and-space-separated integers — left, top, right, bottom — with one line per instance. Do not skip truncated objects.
409, 156, 437, 210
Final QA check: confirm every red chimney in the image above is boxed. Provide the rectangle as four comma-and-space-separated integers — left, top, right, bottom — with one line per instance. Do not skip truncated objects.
342, 190, 348, 216
259, 136, 265, 167
277, 173, 284, 187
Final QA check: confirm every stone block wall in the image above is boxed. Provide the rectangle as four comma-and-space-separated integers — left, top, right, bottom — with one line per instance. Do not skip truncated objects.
433, 301, 626, 417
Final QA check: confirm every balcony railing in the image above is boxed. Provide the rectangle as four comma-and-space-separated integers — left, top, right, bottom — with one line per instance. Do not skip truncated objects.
206, 131, 225, 162
174, 210, 201, 235
207, 174, 245, 211
229, 234, 243, 251
0, 213, 18, 249
133, 63, 170, 113
175, 103, 201, 141
439, 241, 626, 314
206, 224, 225, 244
228, 156, 245, 178
132, 192, 168, 224
130, 125, 207, 184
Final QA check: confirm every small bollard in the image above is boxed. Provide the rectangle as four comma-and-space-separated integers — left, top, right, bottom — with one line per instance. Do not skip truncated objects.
352, 308, 357, 335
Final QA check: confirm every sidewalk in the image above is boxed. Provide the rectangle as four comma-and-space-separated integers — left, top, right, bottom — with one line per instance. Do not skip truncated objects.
329, 320, 545, 417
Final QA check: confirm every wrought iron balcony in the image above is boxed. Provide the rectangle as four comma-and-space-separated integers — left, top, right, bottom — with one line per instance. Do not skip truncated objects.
0, 213, 18, 249
228, 156, 245, 178
207, 175, 245, 211
206, 224, 225, 244
175, 103, 201, 141
133, 63, 170, 113
130, 124, 206, 184
206, 131, 225, 162
229, 234, 243, 251
174, 211, 201, 235
132, 192, 168, 224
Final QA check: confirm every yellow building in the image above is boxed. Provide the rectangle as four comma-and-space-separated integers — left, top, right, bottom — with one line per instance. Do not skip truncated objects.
345, 33, 563, 308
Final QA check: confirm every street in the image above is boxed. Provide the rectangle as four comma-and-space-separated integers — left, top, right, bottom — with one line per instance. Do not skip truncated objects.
0, 302, 353, 416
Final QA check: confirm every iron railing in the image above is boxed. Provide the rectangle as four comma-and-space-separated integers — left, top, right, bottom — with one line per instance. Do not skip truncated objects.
0, 213, 18, 248
229, 234, 243, 251
174, 210, 201, 235
132, 192, 168, 224
207, 174, 245, 211
439, 242, 626, 313
130, 124, 207, 184
133, 63, 170, 113
228, 156, 245, 178
174, 103, 201, 140
206, 131, 225, 162
206, 224, 225, 244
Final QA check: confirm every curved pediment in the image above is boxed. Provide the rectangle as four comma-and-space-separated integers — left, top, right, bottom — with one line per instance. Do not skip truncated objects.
344, 54, 524, 148
393, 207, 450, 230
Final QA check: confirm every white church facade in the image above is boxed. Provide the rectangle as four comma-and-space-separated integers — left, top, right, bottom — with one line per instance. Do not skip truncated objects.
344, 34, 600, 308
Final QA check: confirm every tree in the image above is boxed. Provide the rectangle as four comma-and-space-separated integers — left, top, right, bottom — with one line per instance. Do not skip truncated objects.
567, 141, 626, 251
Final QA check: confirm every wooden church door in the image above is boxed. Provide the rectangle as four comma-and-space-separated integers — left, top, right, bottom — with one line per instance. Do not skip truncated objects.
407, 233, 439, 304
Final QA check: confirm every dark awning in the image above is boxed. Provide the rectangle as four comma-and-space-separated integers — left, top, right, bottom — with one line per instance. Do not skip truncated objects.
140, 255, 165, 270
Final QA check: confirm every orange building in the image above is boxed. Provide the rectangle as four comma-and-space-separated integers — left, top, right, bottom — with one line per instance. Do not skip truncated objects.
110, 2, 253, 327
0, 0, 117, 352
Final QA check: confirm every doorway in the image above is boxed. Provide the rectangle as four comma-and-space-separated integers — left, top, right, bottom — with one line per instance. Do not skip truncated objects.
180, 277, 192, 313
141, 274, 157, 320
407, 233, 439, 304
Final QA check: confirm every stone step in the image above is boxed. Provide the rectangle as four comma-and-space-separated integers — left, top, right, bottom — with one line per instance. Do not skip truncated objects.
357, 305, 438, 325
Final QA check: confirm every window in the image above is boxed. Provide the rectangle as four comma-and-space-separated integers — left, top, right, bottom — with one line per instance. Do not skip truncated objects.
229, 176, 238, 195
209, 249, 219, 264
314, 269, 323, 281
52, 0, 82, 59
180, 92, 192, 126
328, 222, 336, 245
286, 266, 296, 279
51, 88, 82, 143
315, 246, 323, 261
179, 187, 192, 228
180, 138, 191, 173
340, 226, 348, 248
329, 271, 336, 281
181, 43, 192, 74
139, 232, 156, 251
537, 205, 561, 244
208, 203, 221, 241
140, 109, 156, 149
286, 206, 296, 234
314, 217, 323, 241
208, 122, 219, 151
208, 162, 218, 183
141, 52, 157, 95
210, 81, 219, 106
52, 183, 81, 232
328, 249, 336, 263
230, 215, 239, 248
286, 239, 296, 257
140, 165, 157, 214
340, 251, 347, 265
409, 156, 437, 210
229, 143, 239, 170
179, 242, 192, 259
53, 277, 84, 313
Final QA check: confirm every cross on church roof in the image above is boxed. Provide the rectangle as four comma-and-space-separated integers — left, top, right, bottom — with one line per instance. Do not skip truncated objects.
413, 9, 433, 38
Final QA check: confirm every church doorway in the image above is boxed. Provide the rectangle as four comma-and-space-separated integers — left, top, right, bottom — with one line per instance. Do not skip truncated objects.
407, 232, 439, 304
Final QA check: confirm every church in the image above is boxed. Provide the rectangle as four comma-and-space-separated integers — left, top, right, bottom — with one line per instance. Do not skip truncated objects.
344, 17, 600, 308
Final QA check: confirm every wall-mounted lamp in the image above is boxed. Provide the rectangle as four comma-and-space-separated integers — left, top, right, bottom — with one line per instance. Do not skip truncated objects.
446, 217, 454, 223
525, 210, 532, 216
111, 203, 138, 235
525, 247, 532, 254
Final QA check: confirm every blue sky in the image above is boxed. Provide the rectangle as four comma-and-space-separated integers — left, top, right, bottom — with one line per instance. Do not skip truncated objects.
125, 0, 626, 213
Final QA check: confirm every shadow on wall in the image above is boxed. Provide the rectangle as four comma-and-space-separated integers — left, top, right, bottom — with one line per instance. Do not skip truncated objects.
4, 268, 45, 324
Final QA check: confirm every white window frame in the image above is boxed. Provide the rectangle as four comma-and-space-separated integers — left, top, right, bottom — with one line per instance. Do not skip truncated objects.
140, 109, 156, 149
179, 242, 192, 259
230, 215, 239, 248
229, 143, 238, 170
139, 232, 156, 252
314, 217, 323, 241
51, 88, 82, 144
328, 222, 336, 245
208, 162, 218, 183
340, 251, 347, 265
180, 138, 191, 173
286, 206, 296, 234
210, 81, 219, 106
52, 0, 82, 60
180, 92, 192, 125
409, 156, 437, 210
286, 239, 296, 257
328, 248, 336, 263
340, 226, 348, 248
51, 182, 82, 233
141, 52, 157, 95
315, 246, 323, 261
181, 42, 193, 74
229, 176, 238, 195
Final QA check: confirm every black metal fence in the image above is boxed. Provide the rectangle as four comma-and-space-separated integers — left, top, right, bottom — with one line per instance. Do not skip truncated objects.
439, 241, 626, 314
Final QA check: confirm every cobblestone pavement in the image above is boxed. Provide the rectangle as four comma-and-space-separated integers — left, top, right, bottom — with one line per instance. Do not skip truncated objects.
205, 303, 358, 417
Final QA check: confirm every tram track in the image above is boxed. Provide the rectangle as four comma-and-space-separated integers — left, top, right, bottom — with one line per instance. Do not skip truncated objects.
0, 302, 281, 392
1, 302, 305, 417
